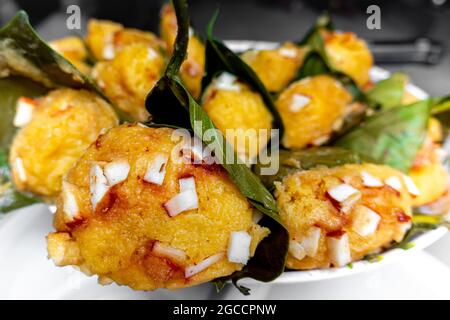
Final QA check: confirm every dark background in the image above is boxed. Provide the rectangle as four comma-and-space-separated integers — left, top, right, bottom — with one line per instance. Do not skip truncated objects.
1, 0, 449, 96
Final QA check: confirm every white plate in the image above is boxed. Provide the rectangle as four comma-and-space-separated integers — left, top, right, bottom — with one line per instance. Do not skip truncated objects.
0, 41, 447, 299
0, 204, 448, 299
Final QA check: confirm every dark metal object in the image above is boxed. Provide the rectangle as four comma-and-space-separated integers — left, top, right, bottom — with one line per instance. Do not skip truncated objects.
369, 38, 444, 64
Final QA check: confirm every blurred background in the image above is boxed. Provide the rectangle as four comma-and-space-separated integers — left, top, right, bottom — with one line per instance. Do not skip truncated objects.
0, 0, 449, 95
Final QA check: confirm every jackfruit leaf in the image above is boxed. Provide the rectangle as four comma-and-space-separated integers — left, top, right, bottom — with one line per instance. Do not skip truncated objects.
431, 95, 450, 115
298, 13, 333, 46
365, 73, 406, 109
299, 17, 405, 111
0, 77, 45, 213
394, 214, 449, 250
0, 11, 103, 94
253, 147, 363, 191
146, 0, 288, 295
0, 10, 125, 213
430, 95, 450, 131
0, 11, 133, 121
334, 99, 430, 172
202, 10, 284, 139
296, 15, 364, 103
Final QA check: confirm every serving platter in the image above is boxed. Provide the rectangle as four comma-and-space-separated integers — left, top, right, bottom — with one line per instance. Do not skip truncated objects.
0, 41, 447, 299
0, 204, 447, 299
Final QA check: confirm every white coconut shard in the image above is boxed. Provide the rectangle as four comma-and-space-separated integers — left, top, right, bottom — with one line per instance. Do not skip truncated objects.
311, 135, 330, 146
289, 94, 311, 112
326, 232, 352, 267
214, 72, 241, 91
361, 171, 384, 188
185, 253, 224, 278
385, 176, 402, 192
188, 26, 194, 38
301, 226, 321, 257
179, 176, 196, 192
14, 157, 27, 182
62, 181, 79, 221
164, 189, 199, 217
102, 43, 115, 60
402, 175, 420, 197
227, 231, 252, 265
352, 205, 381, 237
289, 240, 306, 261
152, 241, 187, 263
144, 154, 169, 185
90, 164, 110, 210
396, 222, 413, 242
332, 118, 344, 132
104, 160, 130, 186
279, 47, 298, 58
436, 148, 448, 163
147, 48, 158, 60
443, 212, 450, 223
327, 184, 360, 203
182, 136, 206, 163
13, 97, 35, 127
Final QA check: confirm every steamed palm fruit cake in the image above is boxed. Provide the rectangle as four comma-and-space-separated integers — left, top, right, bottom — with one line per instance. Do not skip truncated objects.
47, 125, 269, 290
275, 75, 353, 149
322, 30, 374, 87
9, 88, 118, 198
49, 36, 91, 74
275, 163, 416, 269
159, 3, 205, 99
202, 72, 274, 163
85, 19, 164, 62
88, 20, 167, 121
409, 117, 449, 207
241, 42, 305, 92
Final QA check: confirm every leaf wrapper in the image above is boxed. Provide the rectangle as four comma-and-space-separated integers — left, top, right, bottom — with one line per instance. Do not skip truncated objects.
254, 147, 363, 191
297, 14, 405, 113
202, 11, 284, 140
0, 12, 113, 212
296, 15, 364, 102
335, 100, 430, 172
0, 11, 102, 93
365, 73, 406, 110
146, 0, 288, 294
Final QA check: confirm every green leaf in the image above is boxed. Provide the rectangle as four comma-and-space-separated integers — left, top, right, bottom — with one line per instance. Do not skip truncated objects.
296, 14, 368, 108
0, 77, 47, 152
146, 0, 288, 292
0, 77, 46, 213
253, 147, 363, 191
297, 14, 333, 78
0, 11, 135, 121
165, 0, 189, 78
0, 11, 102, 94
430, 95, 450, 133
298, 13, 333, 46
297, 52, 329, 79
202, 11, 284, 139
394, 214, 449, 250
0, 11, 126, 213
188, 78, 280, 217
1, 151, 39, 213
0, 183, 39, 213
431, 95, 450, 115
335, 100, 430, 172
366, 73, 406, 109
